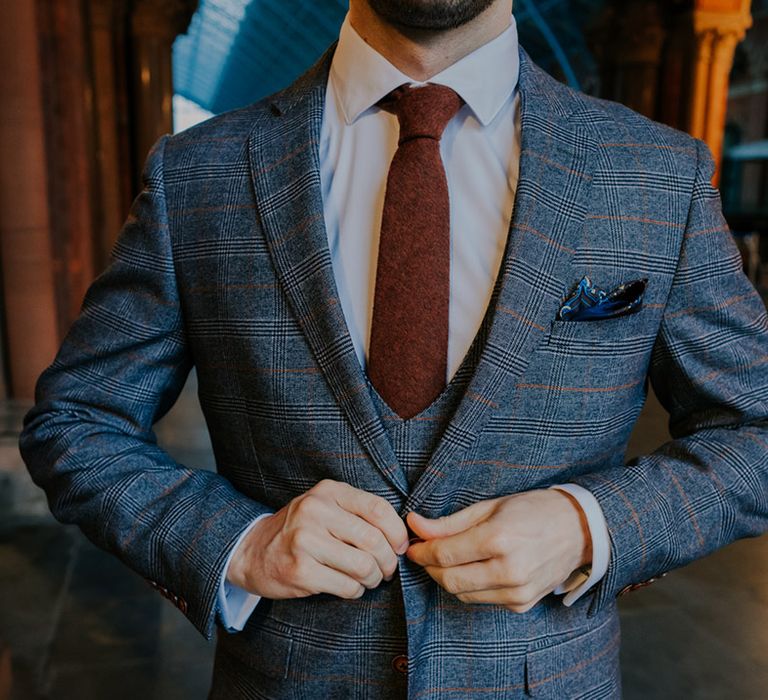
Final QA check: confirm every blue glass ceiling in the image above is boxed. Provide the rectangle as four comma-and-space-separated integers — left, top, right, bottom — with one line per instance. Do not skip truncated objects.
173, 0, 603, 115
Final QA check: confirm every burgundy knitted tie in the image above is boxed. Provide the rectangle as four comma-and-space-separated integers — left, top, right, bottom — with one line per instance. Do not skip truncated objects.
367, 83, 464, 420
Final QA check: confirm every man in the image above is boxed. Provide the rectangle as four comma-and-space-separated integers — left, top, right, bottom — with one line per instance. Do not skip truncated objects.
19, 0, 768, 698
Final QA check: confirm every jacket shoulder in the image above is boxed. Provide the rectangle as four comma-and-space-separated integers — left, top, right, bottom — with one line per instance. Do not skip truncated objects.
521, 50, 702, 172
568, 88, 702, 169
161, 43, 335, 169
161, 97, 274, 168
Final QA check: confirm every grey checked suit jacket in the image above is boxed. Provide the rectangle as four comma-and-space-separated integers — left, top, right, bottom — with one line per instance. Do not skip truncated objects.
20, 41, 768, 699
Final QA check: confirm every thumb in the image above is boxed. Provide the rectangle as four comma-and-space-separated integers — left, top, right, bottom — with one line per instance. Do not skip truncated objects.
407, 500, 494, 539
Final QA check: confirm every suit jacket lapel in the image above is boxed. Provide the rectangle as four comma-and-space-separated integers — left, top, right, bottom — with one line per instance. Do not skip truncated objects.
246, 42, 598, 511
247, 44, 411, 498
404, 47, 599, 513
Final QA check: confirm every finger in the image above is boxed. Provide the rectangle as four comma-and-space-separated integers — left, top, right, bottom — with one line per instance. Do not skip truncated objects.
406, 499, 496, 540
298, 557, 368, 599
327, 509, 399, 578
407, 520, 497, 568
455, 584, 547, 609
312, 530, 384, 589
421, 558, 505, 595
334, 484, 409, 554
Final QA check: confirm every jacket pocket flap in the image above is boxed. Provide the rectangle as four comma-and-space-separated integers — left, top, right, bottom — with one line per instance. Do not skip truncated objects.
217, 615, 294, 680
525, 611, 620, 697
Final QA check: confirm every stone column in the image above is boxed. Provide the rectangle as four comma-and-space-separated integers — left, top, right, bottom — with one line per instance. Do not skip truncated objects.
89, 0, 134, 269
591, 0, 667, 120
130, 0, 196, 188
0, 0, 196, 399
688, 0, 753, 184
657, 7, 693, 133
36, 0, 99, 338
0, 1, 59, 399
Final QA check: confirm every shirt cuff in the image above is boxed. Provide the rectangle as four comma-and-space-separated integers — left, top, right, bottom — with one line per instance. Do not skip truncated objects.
547, 483, 611, 606
217, 512, 273, 632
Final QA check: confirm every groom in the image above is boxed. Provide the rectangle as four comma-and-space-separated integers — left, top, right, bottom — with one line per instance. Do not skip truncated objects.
20, 0, 768, 697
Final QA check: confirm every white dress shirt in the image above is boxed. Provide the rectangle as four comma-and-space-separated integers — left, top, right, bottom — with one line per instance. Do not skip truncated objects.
217, 12, 610, 632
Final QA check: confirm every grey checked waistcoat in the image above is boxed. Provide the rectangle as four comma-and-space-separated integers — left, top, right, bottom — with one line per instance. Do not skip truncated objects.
370, 314, 491, 493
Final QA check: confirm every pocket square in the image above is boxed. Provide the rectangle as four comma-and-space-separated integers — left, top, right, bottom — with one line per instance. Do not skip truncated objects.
558, 276, 648, 321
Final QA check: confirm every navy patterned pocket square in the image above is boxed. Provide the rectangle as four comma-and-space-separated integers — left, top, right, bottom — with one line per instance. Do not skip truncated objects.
557, 276, 648, 322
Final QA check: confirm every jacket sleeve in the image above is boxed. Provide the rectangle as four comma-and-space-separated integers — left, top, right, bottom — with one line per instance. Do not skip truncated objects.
18, 134, 273, 640
570, 137, 768, 617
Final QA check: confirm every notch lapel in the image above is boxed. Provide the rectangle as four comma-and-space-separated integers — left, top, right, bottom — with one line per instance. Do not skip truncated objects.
404, 48, 599, 514
247, 45, 411, 498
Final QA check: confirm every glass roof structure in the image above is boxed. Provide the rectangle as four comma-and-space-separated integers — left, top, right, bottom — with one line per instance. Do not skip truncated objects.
173, 0, 604, 115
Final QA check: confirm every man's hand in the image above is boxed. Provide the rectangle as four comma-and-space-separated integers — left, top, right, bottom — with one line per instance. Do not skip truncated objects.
226, 479, 410, 600
404, 489, 592, 612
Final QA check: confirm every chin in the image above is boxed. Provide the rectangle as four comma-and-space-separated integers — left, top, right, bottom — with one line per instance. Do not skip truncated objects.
366, 0, 498, 31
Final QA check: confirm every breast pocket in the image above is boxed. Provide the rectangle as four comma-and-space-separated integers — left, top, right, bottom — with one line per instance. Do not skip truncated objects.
545, 308, 660, 379
524, 309, 659, 455
547, 307, 658, 347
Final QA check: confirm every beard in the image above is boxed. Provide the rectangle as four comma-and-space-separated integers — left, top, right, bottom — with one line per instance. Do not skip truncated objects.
366, 0, 499, 31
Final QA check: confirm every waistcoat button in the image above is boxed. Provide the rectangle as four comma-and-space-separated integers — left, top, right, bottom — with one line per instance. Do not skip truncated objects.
391, 654, 408, 674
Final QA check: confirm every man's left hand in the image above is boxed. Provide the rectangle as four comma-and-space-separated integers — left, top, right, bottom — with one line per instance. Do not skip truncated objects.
404, 489, 592, 613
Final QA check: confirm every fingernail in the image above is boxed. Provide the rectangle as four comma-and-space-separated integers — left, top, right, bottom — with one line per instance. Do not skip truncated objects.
384, 574, 393, 582
397, 541, 409, 555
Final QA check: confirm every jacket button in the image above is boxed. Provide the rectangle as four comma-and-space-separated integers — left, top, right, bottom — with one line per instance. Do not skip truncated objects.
391, 654, 408, 674
618, 572, 668, 596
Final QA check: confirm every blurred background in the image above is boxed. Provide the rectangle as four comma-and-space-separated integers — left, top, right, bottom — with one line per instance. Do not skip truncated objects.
1, 0, 767, 698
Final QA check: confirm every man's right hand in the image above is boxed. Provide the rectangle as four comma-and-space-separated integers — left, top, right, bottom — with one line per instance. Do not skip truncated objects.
226, 479, 409, 600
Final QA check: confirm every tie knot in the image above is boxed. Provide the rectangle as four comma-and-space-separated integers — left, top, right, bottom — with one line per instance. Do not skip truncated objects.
377, 83, 464, 143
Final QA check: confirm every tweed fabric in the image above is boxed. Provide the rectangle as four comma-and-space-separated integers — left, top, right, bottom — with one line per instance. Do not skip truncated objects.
19, 40, 768, 699
368, 84, 464, 419
370, 323, 479, 493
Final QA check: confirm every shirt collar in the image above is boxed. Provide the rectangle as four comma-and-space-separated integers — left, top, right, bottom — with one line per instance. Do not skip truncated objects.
329, 12, 520, 127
